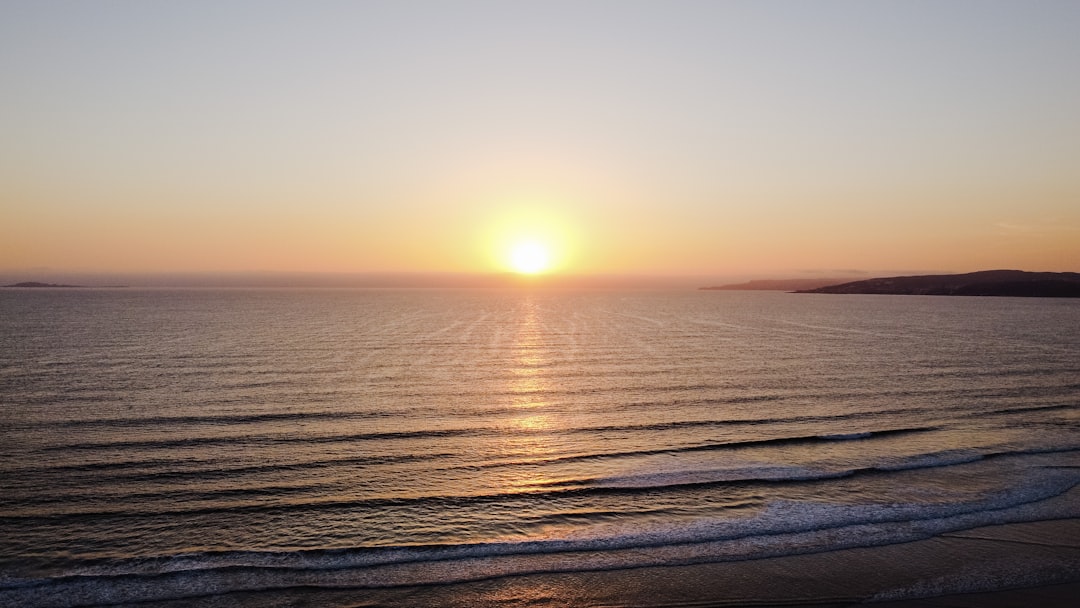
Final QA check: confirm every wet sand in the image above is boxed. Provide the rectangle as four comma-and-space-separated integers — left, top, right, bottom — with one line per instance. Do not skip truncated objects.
165, 518, 1080, 607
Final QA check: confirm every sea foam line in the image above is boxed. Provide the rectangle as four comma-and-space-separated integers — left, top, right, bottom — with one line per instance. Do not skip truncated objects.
2, 475, 1078, 608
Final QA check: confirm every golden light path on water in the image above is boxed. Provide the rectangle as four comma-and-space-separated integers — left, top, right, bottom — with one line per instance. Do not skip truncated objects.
503, 297, 561, 496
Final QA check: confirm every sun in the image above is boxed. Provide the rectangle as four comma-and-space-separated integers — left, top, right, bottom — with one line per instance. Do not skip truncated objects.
483, 201, 575, 275
508, 240, 551, 274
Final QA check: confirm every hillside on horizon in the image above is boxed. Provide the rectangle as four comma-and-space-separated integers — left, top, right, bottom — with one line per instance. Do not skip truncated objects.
798, 270, 1080, 297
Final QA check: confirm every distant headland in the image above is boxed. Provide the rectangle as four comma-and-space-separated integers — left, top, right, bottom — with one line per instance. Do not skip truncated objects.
700, 278, 859, 291
2, 281, 84, 288
794, 270, 1080, 297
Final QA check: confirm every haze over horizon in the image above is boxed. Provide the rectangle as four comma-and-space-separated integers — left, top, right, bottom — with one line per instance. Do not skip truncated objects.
3, 1, 1079, 280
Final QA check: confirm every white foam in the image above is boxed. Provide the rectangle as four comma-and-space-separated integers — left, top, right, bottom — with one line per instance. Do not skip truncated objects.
5, 470, 1077, 608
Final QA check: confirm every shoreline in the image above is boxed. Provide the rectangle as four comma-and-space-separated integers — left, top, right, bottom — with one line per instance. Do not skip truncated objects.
374, 518, 1080, 607
116, 518, 1080, 608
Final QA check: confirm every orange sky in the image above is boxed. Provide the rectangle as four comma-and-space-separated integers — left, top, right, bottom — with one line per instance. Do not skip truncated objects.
3, 2, 1079, 280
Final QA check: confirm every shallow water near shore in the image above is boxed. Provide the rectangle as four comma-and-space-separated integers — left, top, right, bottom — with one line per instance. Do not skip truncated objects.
1, 288, 1078, 606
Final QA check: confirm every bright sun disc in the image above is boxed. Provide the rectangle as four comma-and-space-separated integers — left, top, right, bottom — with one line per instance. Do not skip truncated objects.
509, 241, 551, 274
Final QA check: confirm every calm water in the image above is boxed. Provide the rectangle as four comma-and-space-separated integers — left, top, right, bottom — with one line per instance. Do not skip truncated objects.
1, 288, 1078, 606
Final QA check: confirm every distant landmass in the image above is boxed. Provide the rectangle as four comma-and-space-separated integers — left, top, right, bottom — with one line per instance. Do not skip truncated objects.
0, 272, 701, 289
797, 270, 1080, 297
700, 278, 858, 291
2, 281, 84, 288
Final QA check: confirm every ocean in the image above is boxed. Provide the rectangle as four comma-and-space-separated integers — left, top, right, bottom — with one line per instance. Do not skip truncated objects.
1, 288, 1078, 607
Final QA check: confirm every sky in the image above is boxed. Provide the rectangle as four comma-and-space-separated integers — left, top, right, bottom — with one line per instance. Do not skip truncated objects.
2, 0, 1079, 281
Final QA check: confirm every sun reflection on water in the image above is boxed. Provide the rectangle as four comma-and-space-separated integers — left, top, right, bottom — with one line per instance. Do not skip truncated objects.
499, 297, 562, 492
513, 414, 550, 431
510, 298, 550, 410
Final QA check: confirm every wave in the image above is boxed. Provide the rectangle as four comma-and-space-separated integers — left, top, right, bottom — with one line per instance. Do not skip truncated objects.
33, 423, 937, 460
11, 388, 1073, 446
3, 471, 1078, 608
508, 426, 937, 467
874, 449, 987, 471
825, 431, 883, 440
4, 425, 944, 503
7, 446, 1077, 522
6, 453, 440, 485
582, 464, 852, 488
39, 427, 486, 453
562, 447, 1080, 490
964, 402, 1076, 418
20, 409, 395, 430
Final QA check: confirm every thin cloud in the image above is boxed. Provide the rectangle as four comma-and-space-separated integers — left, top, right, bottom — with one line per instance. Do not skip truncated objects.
995, 220, 1077, 236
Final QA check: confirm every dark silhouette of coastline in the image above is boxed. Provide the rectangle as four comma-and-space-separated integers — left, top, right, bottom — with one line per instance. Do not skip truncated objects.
700, 278, 858, 291
3, 281, 84, 288
797, 270, 1080, 297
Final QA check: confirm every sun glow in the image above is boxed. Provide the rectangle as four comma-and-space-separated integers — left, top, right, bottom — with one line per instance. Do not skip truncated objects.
509, 241, 551, 274
480, 199, 577, 275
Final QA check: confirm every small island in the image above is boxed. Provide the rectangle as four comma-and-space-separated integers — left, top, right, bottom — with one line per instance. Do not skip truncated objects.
796, 270, 1080, 298
2, 281, 84, 288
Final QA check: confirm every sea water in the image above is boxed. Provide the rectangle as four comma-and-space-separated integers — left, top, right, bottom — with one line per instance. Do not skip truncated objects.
1, 288, 1078, 606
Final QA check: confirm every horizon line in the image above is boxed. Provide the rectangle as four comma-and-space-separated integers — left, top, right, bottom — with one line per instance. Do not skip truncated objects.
4, 268, 1054, 289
